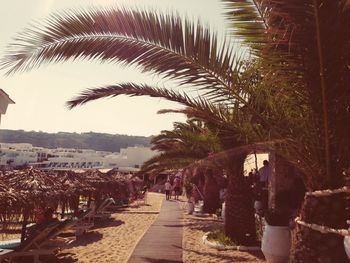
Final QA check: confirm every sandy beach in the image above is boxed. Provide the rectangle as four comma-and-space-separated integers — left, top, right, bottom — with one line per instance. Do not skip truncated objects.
52, 192, 163, 263
182, 212, 265, 263
0, 192, 164, 263
1, 194, 266, 263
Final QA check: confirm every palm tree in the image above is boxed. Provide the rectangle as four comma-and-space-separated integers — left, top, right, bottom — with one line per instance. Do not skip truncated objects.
141, 119, 220, 175
223, 0, 350, 261
0, 7, 291, 245
145, 109, 257, 244
143, 119, 222, 214
3, 4, 348, 258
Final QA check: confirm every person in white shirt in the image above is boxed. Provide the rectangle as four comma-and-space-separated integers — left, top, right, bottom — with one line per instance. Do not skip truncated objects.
164, 180, 172, 200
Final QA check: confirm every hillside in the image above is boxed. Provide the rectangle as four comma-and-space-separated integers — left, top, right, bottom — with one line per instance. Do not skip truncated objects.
0, 129, 151, 152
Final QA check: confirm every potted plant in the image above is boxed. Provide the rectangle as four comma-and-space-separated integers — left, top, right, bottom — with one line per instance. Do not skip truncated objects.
344, 220, 350, 259
184, 183, 195, 214
261, 209, 291, 263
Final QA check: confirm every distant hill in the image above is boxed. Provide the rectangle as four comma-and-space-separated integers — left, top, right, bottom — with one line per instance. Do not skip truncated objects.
0, 129, 151, 152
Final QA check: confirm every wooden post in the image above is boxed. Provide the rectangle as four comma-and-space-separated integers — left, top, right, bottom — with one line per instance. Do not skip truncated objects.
21, 210, 29, 242
268, 151, 276, 209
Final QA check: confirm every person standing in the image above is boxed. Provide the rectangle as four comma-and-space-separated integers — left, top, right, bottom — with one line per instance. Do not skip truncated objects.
173, 176, 181, 200
258, 160, 269, 209
165, 180, 172, 200
258, 160, 269, 187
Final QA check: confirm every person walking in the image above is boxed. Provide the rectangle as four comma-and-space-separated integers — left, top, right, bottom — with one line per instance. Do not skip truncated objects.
173, 176, 181, 200
165, 180, 172, 200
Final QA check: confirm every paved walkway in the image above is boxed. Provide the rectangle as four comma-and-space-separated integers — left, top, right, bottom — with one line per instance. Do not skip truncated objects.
128, 198, 183, 263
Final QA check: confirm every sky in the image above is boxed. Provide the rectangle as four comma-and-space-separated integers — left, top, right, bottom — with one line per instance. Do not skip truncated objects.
0, 0, 228, 137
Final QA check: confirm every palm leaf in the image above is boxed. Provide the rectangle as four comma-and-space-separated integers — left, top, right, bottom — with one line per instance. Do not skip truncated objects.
223, 0, 350, 186
1, 7, 242, 99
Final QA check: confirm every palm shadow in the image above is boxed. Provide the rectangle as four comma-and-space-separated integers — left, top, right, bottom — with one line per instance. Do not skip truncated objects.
68, 231, 103, 247
137, 257, 182, 263
93, 219, 124, 229
175, 244, 263, 262
42, 253, 78, 263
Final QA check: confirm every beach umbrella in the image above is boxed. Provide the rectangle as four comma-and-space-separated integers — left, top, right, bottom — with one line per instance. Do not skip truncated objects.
0, 181, 19, 204
0, 181, 24, 222
54, 170, 95, 196
51, 170, 96, 215
2, 169, 62, 206
1, 168, 63, 241
108, 172, 129, 203
84, 169, 126, 206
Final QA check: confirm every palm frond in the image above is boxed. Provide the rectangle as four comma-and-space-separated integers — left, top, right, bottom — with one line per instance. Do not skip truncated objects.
1, 7, 242, 98
222, 0, 270, 48
224, 0, 350, 186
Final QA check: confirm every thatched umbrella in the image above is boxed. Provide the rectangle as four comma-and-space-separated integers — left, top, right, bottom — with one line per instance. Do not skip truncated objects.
84, 170, 125, 207
1, 169, 63, 241
51, 170, 95, 216
109, 172, 129, 204
0, 181, 24, 224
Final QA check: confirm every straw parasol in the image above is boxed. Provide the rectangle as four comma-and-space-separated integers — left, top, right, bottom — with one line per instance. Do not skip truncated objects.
83, 169, 127, 206
0, 180, 24, 222
51, 170, 95, 215
2, 169, 62, 206
1, 168, 63, 241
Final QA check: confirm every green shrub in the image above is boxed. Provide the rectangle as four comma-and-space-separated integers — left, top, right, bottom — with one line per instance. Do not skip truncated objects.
207, 227, 236, 246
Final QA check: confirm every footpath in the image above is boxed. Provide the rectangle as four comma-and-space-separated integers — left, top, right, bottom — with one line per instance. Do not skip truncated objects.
128, 197, 183, 263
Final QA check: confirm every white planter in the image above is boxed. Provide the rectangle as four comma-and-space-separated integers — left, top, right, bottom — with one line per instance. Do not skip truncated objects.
345, 221, 350, 259
345, 236, 350, 260
261, 225, 291, 263
254, 201, 263, 210
187, 201, 194, 214
221, 202, 226, 223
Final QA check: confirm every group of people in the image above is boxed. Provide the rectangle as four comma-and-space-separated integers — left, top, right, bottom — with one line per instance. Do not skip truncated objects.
164, 176, 181, 200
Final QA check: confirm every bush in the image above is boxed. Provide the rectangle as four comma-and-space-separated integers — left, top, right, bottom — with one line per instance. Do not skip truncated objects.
207, 227, 236, 246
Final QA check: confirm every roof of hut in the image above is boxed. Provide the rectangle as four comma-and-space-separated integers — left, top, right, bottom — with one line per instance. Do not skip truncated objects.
1, 169, 62, 207
52, 170, 95, 195
0, 180, 22, 205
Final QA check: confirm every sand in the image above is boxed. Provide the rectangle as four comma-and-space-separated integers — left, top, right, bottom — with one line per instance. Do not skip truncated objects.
1, 193, 265, 263
181, 205, 265, 263
0, 192, 163, 263
53, 192, 163, 263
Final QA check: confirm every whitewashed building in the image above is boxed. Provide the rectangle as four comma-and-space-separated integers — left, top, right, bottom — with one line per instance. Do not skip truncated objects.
0, 143, 156, 171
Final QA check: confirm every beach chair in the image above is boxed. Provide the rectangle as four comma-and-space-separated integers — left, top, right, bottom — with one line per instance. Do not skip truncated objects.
71, 208, 95, 236
92, 198, 115, 220
0, 218, 76, 263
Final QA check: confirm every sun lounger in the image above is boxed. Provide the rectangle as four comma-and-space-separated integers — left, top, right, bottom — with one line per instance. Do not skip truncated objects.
0, 219, 74, 263
71, 208, 95, 236
92, 198, 115, 220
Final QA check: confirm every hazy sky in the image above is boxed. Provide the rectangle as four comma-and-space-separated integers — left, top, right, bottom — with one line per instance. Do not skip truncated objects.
0, 0, 228, 136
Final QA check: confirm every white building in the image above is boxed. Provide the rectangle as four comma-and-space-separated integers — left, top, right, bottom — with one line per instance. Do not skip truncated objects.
0, 143, 156, 171
0, 143, 49, 168
103, 146, 155, 168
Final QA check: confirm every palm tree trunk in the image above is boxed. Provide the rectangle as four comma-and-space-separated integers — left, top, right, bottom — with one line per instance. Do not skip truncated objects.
203, 169, 221, 214
225, 154, 257, 245
290, 194, 348, 262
